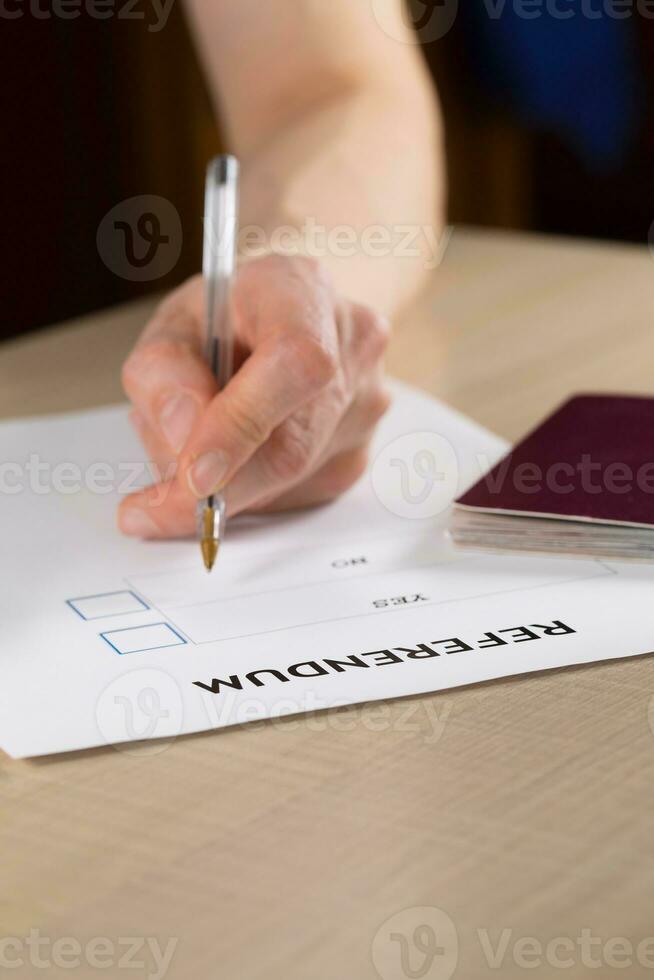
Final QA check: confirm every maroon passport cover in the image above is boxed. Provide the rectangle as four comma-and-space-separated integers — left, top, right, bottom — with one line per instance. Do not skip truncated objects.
456, 394, 654, 528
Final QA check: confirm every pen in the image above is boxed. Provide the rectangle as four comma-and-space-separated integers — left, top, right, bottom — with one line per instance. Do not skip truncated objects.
198, 154, 239, 572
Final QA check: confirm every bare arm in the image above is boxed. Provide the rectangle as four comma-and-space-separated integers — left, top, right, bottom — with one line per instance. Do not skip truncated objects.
184, 0, 444, 314
118, 0, 445, 538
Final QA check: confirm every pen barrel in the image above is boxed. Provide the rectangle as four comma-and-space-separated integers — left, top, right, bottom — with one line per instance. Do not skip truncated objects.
208, 280, 234, 391
203, 155, 239, 393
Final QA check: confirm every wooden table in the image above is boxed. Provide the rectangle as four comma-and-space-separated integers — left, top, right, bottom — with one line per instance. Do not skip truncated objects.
3, 228, 654, 979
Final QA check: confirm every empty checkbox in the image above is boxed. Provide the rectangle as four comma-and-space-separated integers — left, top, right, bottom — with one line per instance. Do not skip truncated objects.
101, 622, 187, 655
67, 590, 149, 620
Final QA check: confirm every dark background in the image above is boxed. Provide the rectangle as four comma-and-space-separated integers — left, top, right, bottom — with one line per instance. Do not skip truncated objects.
2, 0, 653, 342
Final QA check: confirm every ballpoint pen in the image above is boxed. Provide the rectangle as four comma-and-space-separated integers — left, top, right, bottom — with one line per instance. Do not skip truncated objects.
199, 154, 239, 572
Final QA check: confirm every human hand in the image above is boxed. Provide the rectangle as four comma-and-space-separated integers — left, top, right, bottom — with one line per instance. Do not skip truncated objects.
118, 254, 391, 537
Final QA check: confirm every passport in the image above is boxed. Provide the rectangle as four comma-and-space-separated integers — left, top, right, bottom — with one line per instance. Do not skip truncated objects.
450, 394, 654, 561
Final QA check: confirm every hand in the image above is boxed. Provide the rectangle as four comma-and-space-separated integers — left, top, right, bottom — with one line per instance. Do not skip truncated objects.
119, 254, 391, 538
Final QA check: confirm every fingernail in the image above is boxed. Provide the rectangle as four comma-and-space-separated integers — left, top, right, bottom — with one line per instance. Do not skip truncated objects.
158, 394, 198, 454
120, 507, 159, 538
188, 450, 230, 497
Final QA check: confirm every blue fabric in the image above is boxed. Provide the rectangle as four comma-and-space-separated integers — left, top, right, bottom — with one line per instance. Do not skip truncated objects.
463, 0, 643, 170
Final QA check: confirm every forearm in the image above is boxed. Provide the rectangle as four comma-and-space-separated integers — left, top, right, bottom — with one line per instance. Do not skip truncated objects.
236, 77, 444, 316
184, 0, 445, 316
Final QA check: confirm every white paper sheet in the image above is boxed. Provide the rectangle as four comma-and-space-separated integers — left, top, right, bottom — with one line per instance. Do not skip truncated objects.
1, 382, 653, 758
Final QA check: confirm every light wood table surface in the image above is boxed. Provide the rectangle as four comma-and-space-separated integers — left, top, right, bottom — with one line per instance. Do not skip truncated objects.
2, 228, 654, 980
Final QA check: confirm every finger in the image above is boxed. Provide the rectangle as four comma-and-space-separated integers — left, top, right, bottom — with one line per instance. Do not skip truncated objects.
250, 448, 370, 513
118, 379, 385, 539
325, 378, 392, 456
337, 302, 391, 387
122, 279, 218, 456
118, 478, 194, 539
178, 295, 388, 505
129, 410, 176, 479
216, 381, 348, 514
120, 362, 346, 536
180, 325, 339, 501
223, 376, 389, 515
117, 446, 371, 539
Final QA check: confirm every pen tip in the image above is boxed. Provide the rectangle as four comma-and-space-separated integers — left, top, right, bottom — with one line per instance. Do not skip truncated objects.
201, 538, 219, 572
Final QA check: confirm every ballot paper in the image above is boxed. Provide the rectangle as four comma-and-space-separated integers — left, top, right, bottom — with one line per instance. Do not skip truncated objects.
1, 382, 653, 758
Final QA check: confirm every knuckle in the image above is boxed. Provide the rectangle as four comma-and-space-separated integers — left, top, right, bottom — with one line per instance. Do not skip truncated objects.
365, 387, 393, 427
281, 330, 339, 390
121, 355, 138, 397
263, 252, 323, 278
240, 255, 334, 316
356, 307, 390, 362
121, 346, 152, 396
153, 291, 182, 323
222, 399, 271, 450
323, 449, 369, 498
154, 275, 202, 319
122, 338, 197, 394
264, 417, 316, 483
291, 254, 323, 281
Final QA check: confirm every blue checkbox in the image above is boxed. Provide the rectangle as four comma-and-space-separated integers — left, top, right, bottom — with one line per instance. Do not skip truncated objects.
101, 622, 187, 655
67, 590, 149, 621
